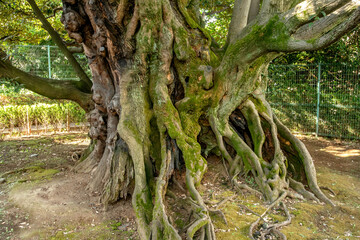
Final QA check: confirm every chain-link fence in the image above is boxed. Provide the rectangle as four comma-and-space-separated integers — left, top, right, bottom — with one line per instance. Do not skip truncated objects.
267, 64, 360, 140
1, 45, 359, 139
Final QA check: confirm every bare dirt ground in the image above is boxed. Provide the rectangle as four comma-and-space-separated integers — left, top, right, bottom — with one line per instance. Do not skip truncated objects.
0, 133, 138, 240
300, 135, 360, 178
0, 133, 359, 240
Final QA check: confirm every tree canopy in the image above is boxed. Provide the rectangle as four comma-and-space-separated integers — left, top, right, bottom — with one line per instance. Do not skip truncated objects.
0, 0, 67, 45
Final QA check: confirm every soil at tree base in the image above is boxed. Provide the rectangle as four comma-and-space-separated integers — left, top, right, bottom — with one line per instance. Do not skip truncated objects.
0, 133, 359, 239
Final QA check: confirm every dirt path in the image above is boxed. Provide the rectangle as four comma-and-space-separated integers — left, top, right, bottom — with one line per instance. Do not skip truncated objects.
0, 133, 137, 240
1, 133, 359, 239
300, 135, 360, 178
7, 173, 137, 240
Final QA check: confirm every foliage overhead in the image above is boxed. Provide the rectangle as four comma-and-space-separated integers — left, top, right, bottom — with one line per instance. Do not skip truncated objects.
0, 0, 66, 46
200, 0, 234, 46
1, 0, 359, 64
199, 1, 360, 65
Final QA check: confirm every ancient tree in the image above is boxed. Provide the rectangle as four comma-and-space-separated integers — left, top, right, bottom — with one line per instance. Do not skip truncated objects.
2, 0, 360, 239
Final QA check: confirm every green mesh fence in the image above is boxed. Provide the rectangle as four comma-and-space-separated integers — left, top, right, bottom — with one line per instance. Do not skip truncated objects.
268, 64, 360, 140
1, 45, 89, 134
1, 46, 359, 139
5, 45, 90, 80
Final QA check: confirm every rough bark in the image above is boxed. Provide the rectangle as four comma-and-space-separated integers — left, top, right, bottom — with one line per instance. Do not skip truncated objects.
57, 0, 359, 239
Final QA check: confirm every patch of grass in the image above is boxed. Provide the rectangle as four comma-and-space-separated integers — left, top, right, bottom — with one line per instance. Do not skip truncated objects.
21, 221, 137, 240
110, 221, 122, 230
26, 168, 59, 181
0, 138, 53, 148
21, 223, 117, 240
212, 191, 264, 240
3, 166, 59, 186
50, 224, 116, 240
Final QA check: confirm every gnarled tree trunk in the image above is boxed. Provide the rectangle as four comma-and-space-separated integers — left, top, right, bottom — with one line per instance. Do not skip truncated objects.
60, 0, 360, 239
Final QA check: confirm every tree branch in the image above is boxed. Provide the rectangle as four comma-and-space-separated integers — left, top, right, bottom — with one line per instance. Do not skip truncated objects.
226, 0, 251, 45
259, 0, 271, 15
0, 51, 92, 112
45, 6, 63, 19
0, 35, 13, 41
282, 0, 351, 31
292, 2, 357, 40
226, 0, 252, 45
68, 46, 84, 53
247, 0, 260, 23
0, 1, 33, 16
270, 1, 360, 52
26, 0, 92, 91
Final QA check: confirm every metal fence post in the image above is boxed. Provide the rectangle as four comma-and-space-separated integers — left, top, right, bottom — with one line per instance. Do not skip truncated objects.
47, 45, 51, 78
316, 62, 321, 137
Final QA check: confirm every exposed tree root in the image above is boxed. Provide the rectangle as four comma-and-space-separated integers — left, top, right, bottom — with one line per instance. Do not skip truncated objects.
0, 166, 44, 179
209, 90, 334, 207
249, 192, 288, 240
100, 138, 134, 204
205, 195, 236, 226
210, 110, 286, 203
289, 177, 319, 202
172, 176, 186, 193
185, 175, 216, 240
232, 177, 263, 197
257, 201, 291, 240
214, 195, 237, 210
74, 140, 105, 173
274, 115, 335, 206
209, 209, 228, 225
221, 154, 263, 197
320, 186, 336, 196
238, 203, 263, 219
150, 132, 181, 240
286, 191, 305, 201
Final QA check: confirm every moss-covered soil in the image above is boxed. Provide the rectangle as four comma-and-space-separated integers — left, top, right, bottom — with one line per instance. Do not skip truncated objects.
0, 133, 359, 239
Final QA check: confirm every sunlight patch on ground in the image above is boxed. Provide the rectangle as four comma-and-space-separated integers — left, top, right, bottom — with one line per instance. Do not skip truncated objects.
320, 146, 360, 158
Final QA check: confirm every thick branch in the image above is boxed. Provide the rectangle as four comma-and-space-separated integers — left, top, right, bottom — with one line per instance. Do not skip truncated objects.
68, 46, 84, 53
247, 0, 260, 23
227, 0, 355, 54
0, 54, 92, 112
282, 0, 351, 30
26, 0, 92, 91
292, 3, 357, 41
274, 4, 360, 52
226, 0, 252, 44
